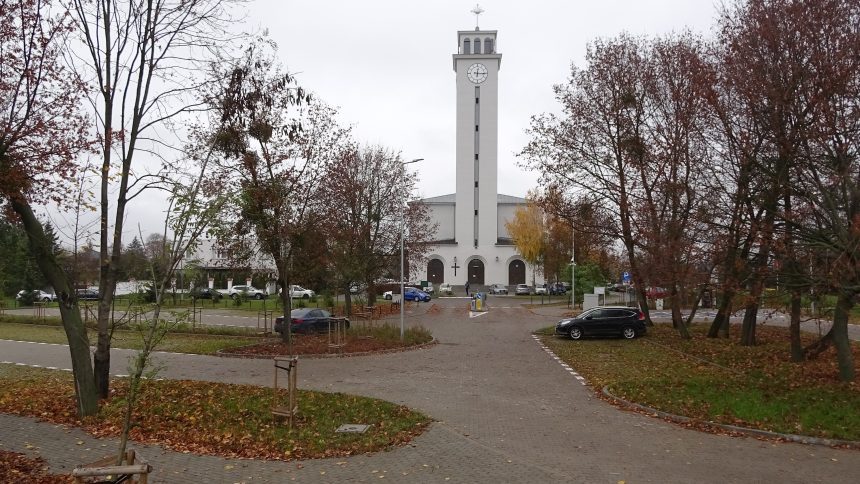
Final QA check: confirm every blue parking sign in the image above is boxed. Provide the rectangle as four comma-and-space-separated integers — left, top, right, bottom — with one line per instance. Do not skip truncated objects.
622, 271, 631, 283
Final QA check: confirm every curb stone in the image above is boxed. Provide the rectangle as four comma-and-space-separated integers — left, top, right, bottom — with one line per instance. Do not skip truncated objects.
215, 338, 439, 359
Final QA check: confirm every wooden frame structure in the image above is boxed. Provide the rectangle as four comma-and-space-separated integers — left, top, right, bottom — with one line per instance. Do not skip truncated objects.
272, 356, 298, 428
257, 309, 274, 335
72, 449, 151, 483
327, 317, 347, 354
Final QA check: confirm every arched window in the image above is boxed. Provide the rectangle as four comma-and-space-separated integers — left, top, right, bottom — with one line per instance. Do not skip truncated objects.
473, 38, 481, 54
463, 38, 471, 55
484, 38, 493, 54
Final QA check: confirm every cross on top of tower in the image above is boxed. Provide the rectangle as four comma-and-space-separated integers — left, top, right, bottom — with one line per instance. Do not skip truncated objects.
471, 4, 484, 30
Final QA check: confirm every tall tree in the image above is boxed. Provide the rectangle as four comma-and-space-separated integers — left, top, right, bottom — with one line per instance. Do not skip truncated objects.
0, 0, 98, 415
521, 34, 659, 323
208, 37, 349, 349
70, 0, 237, 397
506, 202, 546, 286
320, 145, 434, 312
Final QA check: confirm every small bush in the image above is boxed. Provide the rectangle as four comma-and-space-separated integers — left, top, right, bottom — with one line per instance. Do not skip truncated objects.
231, 292, 248, 307
16, 291, 36, 307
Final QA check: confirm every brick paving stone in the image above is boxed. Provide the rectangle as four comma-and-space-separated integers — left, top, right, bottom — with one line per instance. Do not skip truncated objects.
1, 298, 859, 483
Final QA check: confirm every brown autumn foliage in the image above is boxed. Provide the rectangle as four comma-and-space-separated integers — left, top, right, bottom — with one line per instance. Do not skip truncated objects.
0, 0, 89, 210
522, 0, 860, 380
0, 451, 71, 484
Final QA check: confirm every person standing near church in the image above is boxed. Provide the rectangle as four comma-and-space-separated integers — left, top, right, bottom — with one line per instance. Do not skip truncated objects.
465, 281, 470, 296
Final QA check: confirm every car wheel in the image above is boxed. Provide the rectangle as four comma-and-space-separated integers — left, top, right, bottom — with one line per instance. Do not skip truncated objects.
255, 293, 263, 300
622, 326, 636, 339
569, 326, 583, 340
303, 294, 309, 299
42, 297, 50, 302
231, 294, 238, 300
384, 294, 392, 300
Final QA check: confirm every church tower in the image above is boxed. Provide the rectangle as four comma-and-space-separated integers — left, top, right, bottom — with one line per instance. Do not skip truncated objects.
418, 8, 536, 289
453, 29, 501, 250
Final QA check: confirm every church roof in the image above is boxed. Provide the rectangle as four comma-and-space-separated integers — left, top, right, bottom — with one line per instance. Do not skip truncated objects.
419, 193, 527, 205
420, 193, 456, 204
497, 194, 527, 204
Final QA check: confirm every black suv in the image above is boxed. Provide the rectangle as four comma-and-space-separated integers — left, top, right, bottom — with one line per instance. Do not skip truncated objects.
555, 306, 647, 340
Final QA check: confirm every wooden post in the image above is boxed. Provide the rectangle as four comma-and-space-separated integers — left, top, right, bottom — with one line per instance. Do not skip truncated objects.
327, 318, 346, 354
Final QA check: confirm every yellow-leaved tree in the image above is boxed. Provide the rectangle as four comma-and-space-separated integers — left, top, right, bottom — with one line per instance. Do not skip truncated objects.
506, 202, 546, 285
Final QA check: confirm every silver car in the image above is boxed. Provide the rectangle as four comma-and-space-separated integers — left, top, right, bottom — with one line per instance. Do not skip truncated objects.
489, 284, 508, 295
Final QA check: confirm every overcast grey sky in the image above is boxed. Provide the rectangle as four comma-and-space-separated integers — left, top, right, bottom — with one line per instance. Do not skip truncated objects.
242, 0, 717, 200
84, 1, 718, 244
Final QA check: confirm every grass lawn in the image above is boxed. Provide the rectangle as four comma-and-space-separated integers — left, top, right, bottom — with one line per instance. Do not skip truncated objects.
0, 365, 430, 460
0, 316, 434, 356
537, 323, 860, 441
0, 321, 262, 355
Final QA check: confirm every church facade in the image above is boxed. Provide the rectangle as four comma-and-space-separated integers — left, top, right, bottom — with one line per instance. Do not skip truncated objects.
419, 26, 541, 288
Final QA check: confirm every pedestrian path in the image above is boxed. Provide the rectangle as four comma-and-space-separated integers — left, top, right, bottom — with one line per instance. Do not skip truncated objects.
1, 299, 858, 483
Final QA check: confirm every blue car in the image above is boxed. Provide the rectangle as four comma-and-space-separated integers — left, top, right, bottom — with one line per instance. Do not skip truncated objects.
404, 287, 431, 302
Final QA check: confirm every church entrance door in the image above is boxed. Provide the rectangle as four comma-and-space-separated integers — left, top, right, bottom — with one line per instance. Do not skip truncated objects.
508, 260, 526, 285
427, 259, 444, 284
467, 259, 485, 285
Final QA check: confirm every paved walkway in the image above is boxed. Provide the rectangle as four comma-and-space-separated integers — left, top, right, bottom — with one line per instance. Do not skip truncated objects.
1, 299, 859, 482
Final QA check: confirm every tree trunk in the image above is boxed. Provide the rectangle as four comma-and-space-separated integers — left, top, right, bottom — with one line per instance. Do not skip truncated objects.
708, 288, 735, 338
832, 291, 856, 382
671, 286, 690, 339
279, 268, 293, 353
9, 197, 99, 416
684, 283, 707, 329
789, 288, 803, 362
739, 268, 766, 347
344, 289, 353, 317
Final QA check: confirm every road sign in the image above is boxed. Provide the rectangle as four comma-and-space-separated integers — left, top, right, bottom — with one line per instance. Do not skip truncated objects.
622, 271, 631, 283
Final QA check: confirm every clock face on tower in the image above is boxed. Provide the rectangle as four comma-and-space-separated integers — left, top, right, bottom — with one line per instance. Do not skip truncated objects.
467, 63, 488, 84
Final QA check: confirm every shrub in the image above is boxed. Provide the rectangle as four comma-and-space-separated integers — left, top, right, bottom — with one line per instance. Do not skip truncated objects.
16, 291, 36, 307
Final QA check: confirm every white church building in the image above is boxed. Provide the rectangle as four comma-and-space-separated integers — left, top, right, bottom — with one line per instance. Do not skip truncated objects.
419, 23, 541, 289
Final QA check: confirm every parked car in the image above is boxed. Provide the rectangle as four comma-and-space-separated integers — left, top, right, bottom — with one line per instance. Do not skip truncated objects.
289, 285, 315, 299
75, 288, 100, 301
191, 287, 222, 301
383, 290, 394, 300
228, 285, 267, 300
16, 290, 56, 302
549, 282, 567, 295
275, 308, 350, 334
349, 283, 366, 294
535, 283, 548, 295
646, 286, 669, 299
488, 283, 508, 295
515, 284, 531, 295
422, 282, 434, 294
555, 306, 647, 340
438, 283, 453, 295
608, 283, 628, 293
404, 287, 431, 302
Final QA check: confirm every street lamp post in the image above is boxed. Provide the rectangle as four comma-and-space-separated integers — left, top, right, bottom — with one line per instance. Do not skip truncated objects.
570, 223, 575, 309
400, 158, 423, 341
